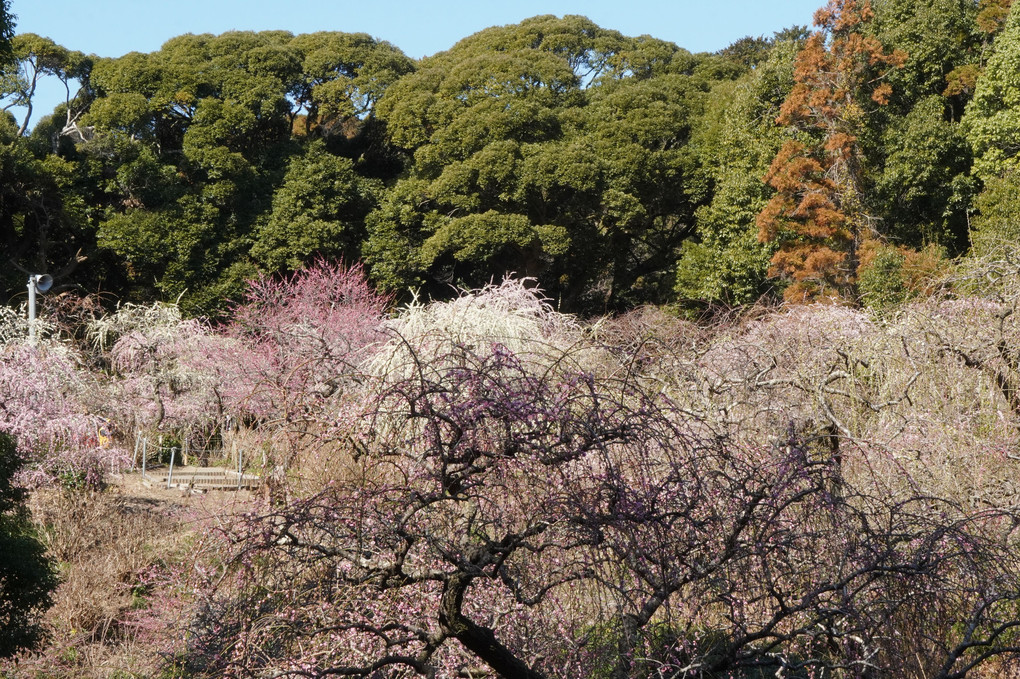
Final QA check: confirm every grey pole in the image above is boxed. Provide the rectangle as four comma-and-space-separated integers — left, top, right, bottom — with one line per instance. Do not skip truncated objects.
27, 278, 36, 345
26, 274, 52, 346
167, 447, 177, 489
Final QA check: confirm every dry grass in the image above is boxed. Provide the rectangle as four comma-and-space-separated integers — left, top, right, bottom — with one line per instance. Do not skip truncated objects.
0, 475, 256, 678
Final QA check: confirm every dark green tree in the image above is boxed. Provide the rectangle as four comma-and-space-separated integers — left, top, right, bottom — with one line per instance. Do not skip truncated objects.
676, 36, 801, 306
252, 140, 380, 270
872, 0, 981, 112
962, 3, 1020, 257
0, 111, 103, 303
964, 3, 1020, 181
0, 34, 91, 136
864, 0, 981, 256
85, 30, 412, 314
0, 0, 14, 68
370, 16, 710, 311
874, 95, 975, 252
0, 432, 58, 658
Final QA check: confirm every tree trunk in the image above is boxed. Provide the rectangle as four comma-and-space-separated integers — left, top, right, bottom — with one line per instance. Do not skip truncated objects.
439, 572, 547, 679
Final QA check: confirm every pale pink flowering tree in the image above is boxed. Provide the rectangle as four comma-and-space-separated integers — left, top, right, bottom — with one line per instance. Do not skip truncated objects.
625, 298, 1020, 510
0, 342, 123, 487
0, 298, 134, 486
87, 302, 229, 456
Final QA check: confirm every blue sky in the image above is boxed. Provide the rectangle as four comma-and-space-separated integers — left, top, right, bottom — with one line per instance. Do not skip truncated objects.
9, 0, 823, 123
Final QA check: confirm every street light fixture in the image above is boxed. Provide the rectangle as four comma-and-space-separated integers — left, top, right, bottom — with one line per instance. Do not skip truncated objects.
27, 274, 52, 345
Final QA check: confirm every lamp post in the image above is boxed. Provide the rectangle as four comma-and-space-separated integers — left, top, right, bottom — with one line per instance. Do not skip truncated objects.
27, 274, 52, 345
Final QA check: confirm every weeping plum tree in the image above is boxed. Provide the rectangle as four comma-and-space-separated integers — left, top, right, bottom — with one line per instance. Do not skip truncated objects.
225, 259, 389, 414
0, 313, 122, 487
218, 259, 390, 480
178, 282, 1020, 679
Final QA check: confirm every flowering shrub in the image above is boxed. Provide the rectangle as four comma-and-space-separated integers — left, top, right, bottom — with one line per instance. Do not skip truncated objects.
209, 260, 392, 477
88, 302, 227, 440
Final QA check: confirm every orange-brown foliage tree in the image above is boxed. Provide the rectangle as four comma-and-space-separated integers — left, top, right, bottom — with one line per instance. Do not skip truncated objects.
943, 0, 1013, 98
757, 0, 906, 303
977, 0, 1014, 34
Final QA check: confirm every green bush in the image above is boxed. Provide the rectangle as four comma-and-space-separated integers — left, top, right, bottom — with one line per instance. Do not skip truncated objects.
0, 432, 59, 657
858, 242, 946, 311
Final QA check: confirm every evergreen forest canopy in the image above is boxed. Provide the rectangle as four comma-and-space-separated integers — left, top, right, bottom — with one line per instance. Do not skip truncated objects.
0, 0, 1017, 316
